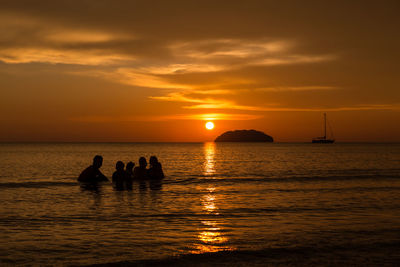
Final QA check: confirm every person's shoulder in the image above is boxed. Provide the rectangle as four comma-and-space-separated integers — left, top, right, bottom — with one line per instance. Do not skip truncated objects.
82, 165, 94, 172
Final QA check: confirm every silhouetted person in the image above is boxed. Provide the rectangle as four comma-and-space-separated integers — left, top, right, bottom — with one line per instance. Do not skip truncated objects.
112, 161, 125, 190
78, 155, 108, 183
148, 156, 164, 180
133, 157, 149, 180
125, 161, 135, 190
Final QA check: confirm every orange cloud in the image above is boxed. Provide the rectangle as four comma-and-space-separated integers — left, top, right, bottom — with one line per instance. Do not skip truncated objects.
69, 113, 262, 122
0, 48, 129, 65
255, 86, 337, 92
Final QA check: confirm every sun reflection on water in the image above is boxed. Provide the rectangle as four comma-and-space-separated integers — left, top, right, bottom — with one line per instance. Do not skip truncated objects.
202, 187, 218, 214
203, 142, 216, 176
191, 145, 234, 254
194, 220, 233, 253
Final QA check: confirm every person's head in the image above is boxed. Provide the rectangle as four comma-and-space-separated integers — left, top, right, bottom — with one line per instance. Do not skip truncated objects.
93, 155, 103, 169
126, 161, 135, 171
139, 157, 147, 168
149, 156, 158, 166
116, 161, 124, 171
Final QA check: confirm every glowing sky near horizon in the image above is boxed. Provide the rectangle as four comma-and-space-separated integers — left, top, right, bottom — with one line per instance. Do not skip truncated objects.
0, 0, 399, 142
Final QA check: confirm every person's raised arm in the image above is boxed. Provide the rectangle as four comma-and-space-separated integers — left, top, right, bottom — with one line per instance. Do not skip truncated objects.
96, 169, 109, 181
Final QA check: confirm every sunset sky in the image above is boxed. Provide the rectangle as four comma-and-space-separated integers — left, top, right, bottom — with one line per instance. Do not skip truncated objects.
1, 0, 399, 142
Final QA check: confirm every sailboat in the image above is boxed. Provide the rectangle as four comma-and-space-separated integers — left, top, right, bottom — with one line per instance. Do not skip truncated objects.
312, 113, 335, 143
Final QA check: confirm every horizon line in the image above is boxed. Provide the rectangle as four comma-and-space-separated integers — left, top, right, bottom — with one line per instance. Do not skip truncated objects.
1, 141, 400, 144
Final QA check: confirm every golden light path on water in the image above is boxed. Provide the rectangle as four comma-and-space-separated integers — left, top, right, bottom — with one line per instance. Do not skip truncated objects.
204, 142, 216, 176
191, 142, 234, 254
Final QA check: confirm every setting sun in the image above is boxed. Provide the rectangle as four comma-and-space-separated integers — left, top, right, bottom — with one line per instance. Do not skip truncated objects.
205, 121, 215, 130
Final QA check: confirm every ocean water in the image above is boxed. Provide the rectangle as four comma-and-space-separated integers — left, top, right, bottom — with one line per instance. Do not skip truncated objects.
0, 142, 399, 266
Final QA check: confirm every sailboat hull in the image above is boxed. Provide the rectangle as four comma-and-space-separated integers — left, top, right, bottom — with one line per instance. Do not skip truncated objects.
312, 139, 335, 144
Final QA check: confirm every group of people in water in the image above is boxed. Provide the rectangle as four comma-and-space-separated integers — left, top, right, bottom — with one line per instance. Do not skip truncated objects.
78, 155, 164, 190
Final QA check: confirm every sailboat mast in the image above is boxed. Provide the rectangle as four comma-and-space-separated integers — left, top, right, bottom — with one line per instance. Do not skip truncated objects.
312, 112, 334, 143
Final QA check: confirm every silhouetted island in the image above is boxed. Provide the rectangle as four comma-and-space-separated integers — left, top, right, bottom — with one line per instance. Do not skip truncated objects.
214, 130, 274, 142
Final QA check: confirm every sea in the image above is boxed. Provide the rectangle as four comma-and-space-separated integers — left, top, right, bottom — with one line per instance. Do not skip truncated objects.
0, 142, 399, 266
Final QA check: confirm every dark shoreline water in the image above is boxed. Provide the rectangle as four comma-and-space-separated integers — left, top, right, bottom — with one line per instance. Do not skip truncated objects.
1, 143, 399, 266
88, 242, 400, 266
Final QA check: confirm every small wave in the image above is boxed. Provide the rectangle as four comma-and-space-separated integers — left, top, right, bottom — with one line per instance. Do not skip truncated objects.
0, 181, 77, 189
86, 240, 400, 266
1, 171, 399, 189
165, 173, 400, 186
219, 204, 400, 216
